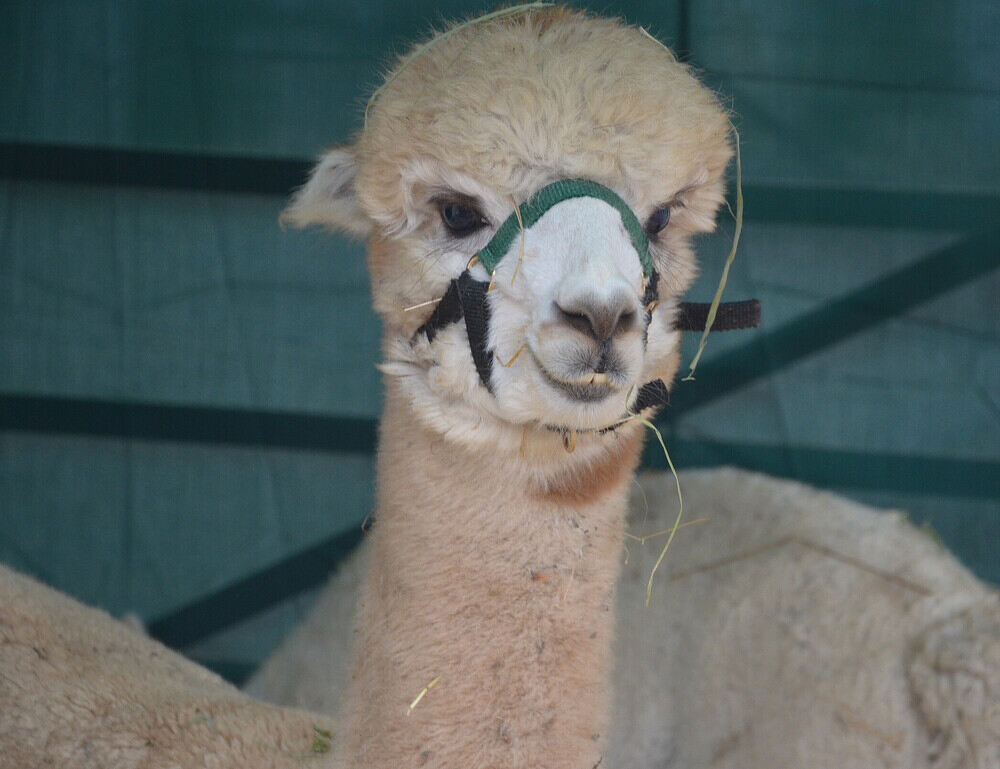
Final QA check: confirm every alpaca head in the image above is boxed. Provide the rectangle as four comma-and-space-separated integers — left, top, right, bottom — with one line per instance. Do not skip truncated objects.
285, 7, 733, 450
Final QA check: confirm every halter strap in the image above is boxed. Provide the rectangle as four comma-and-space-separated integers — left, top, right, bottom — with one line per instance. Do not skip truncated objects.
477, 179, 653, 278
415, 270, 760, 417
413, 177, 760, 425
674, 299, 761, 332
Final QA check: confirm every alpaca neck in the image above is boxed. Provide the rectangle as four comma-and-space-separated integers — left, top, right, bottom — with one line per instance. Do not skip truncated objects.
335, 382, 644, 768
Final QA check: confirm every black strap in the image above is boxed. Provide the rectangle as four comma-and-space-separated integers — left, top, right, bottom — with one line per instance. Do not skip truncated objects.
632, 378, 669, 411
456, 271, 494, 393
415, 271, 760, 401
642, 269, 660, 309
419, 278, 464, 343
418, 273, 760, 344
675, 299, 761, 332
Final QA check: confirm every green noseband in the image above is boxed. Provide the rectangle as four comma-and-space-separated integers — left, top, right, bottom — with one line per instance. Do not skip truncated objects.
476, 179, 653, 279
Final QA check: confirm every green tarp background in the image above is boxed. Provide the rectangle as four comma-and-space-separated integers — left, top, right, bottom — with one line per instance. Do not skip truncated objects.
2, 0, 998, 680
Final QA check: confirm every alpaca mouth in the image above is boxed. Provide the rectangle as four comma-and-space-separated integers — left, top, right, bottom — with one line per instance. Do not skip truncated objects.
532, 353, 623, 403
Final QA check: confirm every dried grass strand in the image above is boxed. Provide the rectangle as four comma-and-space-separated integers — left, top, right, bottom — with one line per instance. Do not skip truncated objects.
403, 297, 442, 313
406, 675, 441, 716
683, 125, 743, 381
628, 27, 744, 381
495, 343, 528, 368
623, 516, 709, 544
622, 411, 683, 606
510, 197, 527, 286
638, 26, 677, 61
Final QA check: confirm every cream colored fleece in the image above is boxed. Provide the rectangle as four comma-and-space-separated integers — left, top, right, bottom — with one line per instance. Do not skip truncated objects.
0, 564, 333, 769
250, 468, 1000, 769
3, 469, 998, 768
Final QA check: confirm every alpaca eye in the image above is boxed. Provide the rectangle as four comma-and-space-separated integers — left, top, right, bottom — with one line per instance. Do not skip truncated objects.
644, 204, 671, 236
440, 202, 487, 236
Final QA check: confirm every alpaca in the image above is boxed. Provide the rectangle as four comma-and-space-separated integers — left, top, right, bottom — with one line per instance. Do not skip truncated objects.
275, 7, 734, 768
250, 468, 1000, 768
0, 7, 995, 767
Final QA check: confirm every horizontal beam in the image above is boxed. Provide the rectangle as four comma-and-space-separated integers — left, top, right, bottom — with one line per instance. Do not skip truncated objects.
7, 391, 996, 500
0, 393, 377, 454
0, 141, 307, 196
643, 438, 1000, 500
742, 184, 1000, 231
146, 436, 999, 649
2, 141, 997, 229
5, 223, 997, 450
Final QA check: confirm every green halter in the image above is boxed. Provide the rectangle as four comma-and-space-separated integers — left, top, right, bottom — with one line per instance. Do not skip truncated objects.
476, 179, 653, 279
414, 177, 760, 428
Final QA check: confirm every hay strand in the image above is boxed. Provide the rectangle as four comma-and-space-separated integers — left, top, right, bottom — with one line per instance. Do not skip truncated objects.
619, 25, 746, 380
495, 343, 528, 368
638, 26, 677, 61
623, 517, 709, 544
620, 406, 683, 606
406, 675, 441, 716
683, 125, 743, 381
636, 416, 683, 606
510, 196, 527, 286
403, 297, 442, 313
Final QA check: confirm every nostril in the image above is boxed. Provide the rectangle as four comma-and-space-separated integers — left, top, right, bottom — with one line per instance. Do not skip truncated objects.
556, 305, 598, 338
554, 297, 638, 342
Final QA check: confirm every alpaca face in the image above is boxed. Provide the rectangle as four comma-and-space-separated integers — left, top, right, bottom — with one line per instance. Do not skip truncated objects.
486, 194, 648, 416
283, 9, 733, 447
410, 182, 655, 433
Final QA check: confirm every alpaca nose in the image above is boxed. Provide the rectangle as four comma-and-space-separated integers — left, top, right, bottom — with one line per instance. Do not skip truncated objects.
554, 291, 638, 342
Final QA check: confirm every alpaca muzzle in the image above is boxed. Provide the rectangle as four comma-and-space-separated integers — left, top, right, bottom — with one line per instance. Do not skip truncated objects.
414, 179, 761, 427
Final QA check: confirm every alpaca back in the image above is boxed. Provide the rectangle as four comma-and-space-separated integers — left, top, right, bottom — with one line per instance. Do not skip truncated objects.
248, 467, 1000, 769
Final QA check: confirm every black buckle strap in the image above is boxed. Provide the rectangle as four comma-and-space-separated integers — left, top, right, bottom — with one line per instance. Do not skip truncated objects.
415, 271, 760, 412
675, 299, 761, 332
420, 278, 463, 343
416, 271, 496, 393
632, 378, 670, 412
419, 277, 760, 344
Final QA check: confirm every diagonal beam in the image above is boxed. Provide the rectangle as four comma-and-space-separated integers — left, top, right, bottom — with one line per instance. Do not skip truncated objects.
147, 526, 364, 649
192, 660, 257, 687
147, 438, 1000, 650
665, 227, 1000, 418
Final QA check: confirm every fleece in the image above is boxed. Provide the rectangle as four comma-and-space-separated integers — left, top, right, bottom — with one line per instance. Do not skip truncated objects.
2, 469, 998, 768
0, 564, 333, 769
249, 468, 1000, 769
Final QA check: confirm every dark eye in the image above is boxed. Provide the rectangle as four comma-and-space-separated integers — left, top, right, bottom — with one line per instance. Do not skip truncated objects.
440, 202, 487, 236
644, 204, 671, 237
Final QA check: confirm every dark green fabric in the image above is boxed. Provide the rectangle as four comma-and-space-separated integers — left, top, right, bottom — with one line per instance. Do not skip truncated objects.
1, 1, 997, 673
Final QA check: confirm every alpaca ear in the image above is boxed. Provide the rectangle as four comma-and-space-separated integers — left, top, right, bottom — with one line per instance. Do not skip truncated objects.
280, 146, 373, 238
